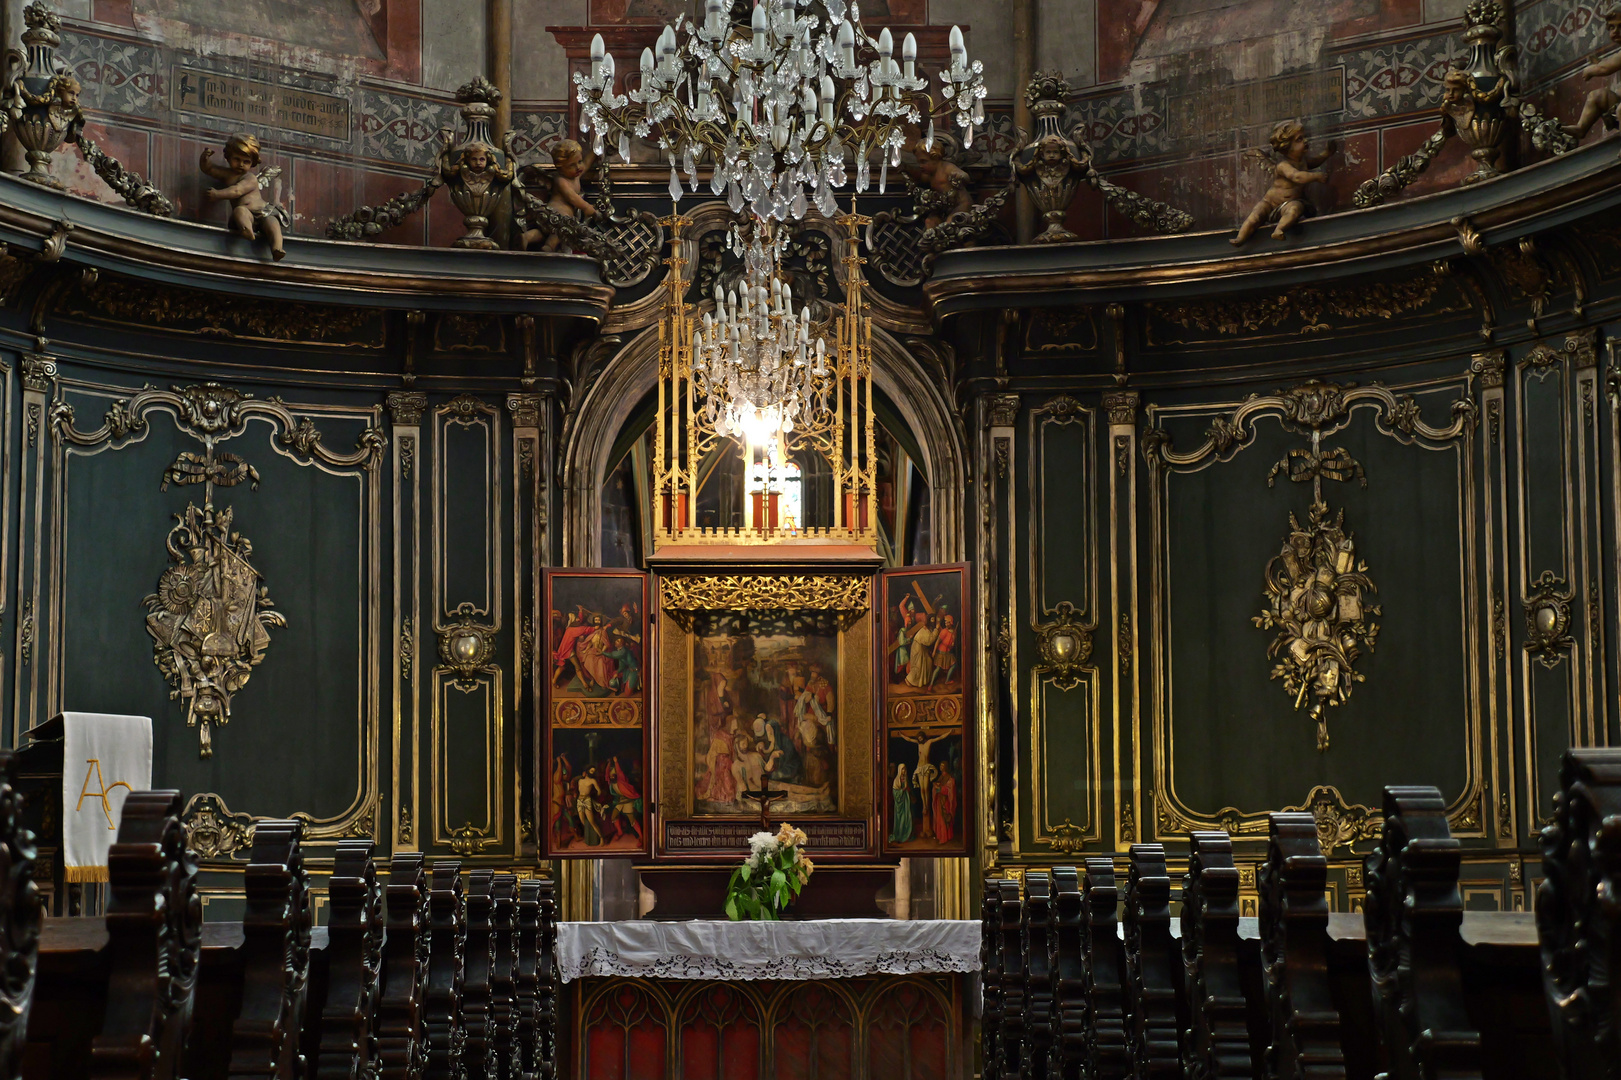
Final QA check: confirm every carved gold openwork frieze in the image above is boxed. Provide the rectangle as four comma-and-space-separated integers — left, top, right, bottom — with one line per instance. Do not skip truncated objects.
657, 574, 869, 613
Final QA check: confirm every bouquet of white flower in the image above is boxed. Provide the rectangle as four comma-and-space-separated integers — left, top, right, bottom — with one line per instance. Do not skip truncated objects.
724, 822, 815, 921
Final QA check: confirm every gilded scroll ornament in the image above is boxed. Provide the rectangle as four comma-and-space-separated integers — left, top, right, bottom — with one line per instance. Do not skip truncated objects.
658, 574, 869, 613
1523, 570, 1574, 668
1033, 600, 1093, 692
437, 609, 497, 690
1281, 785, 1379, 852
1253, 501, 1380, 752
448, 822, 497, 856
181, 793, 256, 859
1037, 818, 1086, 854
145, 503, 286, 758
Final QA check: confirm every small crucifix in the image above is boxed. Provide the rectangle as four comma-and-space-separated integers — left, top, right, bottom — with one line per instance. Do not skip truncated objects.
741, 765, 789, 832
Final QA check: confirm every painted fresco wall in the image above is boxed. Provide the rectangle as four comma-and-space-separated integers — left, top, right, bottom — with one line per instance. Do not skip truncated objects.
28, 0, 1619, 244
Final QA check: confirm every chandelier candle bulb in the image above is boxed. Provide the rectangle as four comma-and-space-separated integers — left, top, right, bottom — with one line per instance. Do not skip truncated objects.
903, 33, 916, 81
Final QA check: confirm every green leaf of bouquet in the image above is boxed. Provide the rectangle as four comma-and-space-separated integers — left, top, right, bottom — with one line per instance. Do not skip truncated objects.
771, 869, 786, 893
725, 897, 739, 921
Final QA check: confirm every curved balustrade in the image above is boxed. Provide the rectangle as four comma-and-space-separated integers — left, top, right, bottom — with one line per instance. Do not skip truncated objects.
926, 140, 1621, 316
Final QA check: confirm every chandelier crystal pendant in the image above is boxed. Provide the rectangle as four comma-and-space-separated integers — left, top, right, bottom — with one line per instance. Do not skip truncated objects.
692, 220, 829, 456
654, 211, 876, 546
592, 0, 971, 547
573, 0, 985, 222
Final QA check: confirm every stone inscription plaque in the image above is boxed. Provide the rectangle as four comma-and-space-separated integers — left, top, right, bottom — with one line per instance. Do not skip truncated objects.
171, 66, 351, 141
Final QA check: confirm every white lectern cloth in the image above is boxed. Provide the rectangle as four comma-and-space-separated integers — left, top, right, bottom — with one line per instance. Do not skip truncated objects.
556, 918, 980, 983
61, 712, 152, 882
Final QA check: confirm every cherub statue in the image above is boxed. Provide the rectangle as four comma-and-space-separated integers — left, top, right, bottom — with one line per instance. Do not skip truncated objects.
1231, 120, 1336, 246
200, 133, 288, 260
902, 138, 972, 229
518, 139, 599, 251
1564, 10, 1621, 140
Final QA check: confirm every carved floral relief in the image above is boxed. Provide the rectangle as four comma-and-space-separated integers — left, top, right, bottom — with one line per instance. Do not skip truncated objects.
1252, 503, 1380, 752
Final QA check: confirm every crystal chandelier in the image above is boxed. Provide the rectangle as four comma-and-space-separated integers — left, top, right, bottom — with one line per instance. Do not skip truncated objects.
573, 0, 985, 221
655, 212, 875, 544
692, 224, 830, 453
581, 0, 979, 544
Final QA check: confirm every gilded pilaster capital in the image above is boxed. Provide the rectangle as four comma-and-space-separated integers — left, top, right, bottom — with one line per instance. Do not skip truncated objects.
506, 392, 546, 429
386, 391, 427, 426
986, 394, 1020, 429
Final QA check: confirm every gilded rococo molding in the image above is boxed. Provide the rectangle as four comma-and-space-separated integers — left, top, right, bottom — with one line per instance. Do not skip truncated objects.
1145, 374, 1482, 840
181, 791, 380, 860
1147, 379, 1470, 753
51, 383, 389, 468
657, 574, 869, 613
50, 381, 387, 838
1153, 784, 1379, 853
1523, 570, 1575, 668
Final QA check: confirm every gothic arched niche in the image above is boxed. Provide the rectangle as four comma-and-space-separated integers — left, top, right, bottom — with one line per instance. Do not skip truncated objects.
562, 325, 965, 569
594, 384, 936, 569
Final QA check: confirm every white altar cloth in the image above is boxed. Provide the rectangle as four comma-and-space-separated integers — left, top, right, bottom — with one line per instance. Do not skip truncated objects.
556, 918, 980, 983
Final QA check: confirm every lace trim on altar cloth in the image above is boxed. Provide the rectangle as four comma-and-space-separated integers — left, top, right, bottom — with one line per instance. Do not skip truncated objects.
559, 946, 977, 983
555, 919, 983, 983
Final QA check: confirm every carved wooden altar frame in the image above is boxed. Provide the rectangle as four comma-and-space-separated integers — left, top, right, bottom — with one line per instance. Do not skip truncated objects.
651, 557, 882, 863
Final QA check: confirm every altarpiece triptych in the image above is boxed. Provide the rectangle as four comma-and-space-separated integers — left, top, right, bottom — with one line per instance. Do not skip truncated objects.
539, 565, 970, 862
